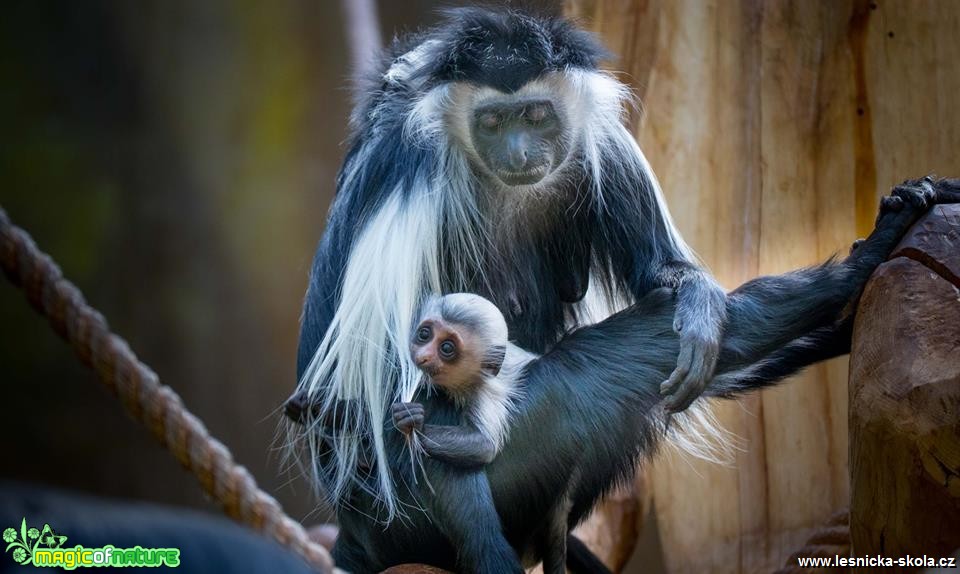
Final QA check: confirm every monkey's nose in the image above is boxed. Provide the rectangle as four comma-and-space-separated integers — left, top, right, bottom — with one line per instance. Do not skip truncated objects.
508, 148, 527, 171
506, 134, 529, 171
415, 353, 432, 366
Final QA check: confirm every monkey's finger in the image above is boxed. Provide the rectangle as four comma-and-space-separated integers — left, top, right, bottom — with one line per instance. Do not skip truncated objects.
933, 178, 960, 204
664, 338, 718, 412
391, 403, 424, 416
893, 181, 935, 210
394, 414, 423, 430
392, 401, 423, 410
660, 365, 688, 396
393, 416, 419, 429
665, 354, 711, 413
664, 348, 705, 411
666, 376, 708, 413
392, 405, 419, 420
397, 413, 423, 426
393, 409, 424, 424
660, 346, 693, 395
876, 195, 904, 222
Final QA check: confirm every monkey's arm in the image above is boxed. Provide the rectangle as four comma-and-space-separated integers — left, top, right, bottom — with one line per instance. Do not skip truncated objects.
707, 232, 876, 387
392, 403, 498, 469
589, 140, 727, 413
284, 394, 357, 430
421, 425, 498, 468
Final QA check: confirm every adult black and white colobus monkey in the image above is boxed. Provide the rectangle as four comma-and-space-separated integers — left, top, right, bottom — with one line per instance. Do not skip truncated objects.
293, 7, 726, 524
286, 6, 959, 572
294, 178, 960, 574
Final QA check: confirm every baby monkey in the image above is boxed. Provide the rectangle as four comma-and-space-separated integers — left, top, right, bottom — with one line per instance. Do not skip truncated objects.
392, 293, 533, 468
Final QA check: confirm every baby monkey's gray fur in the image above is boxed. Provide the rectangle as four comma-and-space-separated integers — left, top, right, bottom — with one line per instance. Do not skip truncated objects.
394, 293, 534, 468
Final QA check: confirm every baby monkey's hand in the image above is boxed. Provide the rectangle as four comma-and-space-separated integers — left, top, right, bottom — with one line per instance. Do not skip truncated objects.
392, 402, 425, 435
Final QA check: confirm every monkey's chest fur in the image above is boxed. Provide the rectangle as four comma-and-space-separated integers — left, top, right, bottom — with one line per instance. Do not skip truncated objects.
466, 184, 601, 353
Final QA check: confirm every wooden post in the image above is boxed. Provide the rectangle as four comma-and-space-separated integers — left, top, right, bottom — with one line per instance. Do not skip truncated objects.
849, 204, 960, 560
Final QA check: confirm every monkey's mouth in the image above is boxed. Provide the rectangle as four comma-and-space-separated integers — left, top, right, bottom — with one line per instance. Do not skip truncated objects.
419, 365, 440, 378
496, 163, 549, 186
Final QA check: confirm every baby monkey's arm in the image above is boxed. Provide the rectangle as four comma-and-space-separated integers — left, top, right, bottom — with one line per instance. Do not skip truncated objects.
392, 402, 498, 469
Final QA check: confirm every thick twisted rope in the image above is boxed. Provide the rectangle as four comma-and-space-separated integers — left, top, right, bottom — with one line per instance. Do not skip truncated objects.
0, 207, 335, 574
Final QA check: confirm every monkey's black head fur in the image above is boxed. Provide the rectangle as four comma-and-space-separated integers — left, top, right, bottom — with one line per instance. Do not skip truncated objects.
410, 7, 608, 92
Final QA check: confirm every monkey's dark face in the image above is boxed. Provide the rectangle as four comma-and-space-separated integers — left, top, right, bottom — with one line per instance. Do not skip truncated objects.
470, 98, 568, 187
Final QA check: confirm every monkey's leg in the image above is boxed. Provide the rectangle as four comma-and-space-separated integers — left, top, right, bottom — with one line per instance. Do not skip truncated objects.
566, 534, 614, 574
540, 486, 576, 574
712, 177, 957, 377
421, 466, 523, 574
540, 519, 567, 574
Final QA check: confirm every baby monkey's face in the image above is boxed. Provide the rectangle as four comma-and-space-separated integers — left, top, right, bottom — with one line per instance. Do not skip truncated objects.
410, 317, 484, 393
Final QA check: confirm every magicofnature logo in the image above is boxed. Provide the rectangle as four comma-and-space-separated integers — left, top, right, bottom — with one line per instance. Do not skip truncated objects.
3, 518, 180, 569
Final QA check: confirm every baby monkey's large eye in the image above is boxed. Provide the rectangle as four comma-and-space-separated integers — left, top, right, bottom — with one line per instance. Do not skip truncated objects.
416, 325, 433, 343
438, 340, 458, 361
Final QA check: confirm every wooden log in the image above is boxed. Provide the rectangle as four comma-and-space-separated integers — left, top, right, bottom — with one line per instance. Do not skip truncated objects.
849, 204, 960, 559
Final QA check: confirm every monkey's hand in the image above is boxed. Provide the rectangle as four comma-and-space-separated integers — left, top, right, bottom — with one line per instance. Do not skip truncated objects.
391, 402, 425, 435
660, 279, 726, 413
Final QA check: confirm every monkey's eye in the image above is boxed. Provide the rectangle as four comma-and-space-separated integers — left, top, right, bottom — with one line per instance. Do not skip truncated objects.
416, 326, 433, 343
525, 104, 548, 123
478, 112, 501, 130
438, 340, 458, 361
524, 103, 554, 125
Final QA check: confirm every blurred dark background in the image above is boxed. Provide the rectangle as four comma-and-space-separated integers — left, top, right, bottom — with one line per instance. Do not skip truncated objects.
0, 0, 556, 526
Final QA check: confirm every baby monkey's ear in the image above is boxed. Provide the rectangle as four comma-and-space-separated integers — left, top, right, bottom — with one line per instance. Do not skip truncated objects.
482, 345, 507, 377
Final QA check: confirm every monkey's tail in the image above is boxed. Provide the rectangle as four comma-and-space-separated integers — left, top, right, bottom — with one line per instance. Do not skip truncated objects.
705, 321, 853, 400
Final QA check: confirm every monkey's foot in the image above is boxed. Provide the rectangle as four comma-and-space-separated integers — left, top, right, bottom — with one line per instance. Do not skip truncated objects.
876, 176, 960, 224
